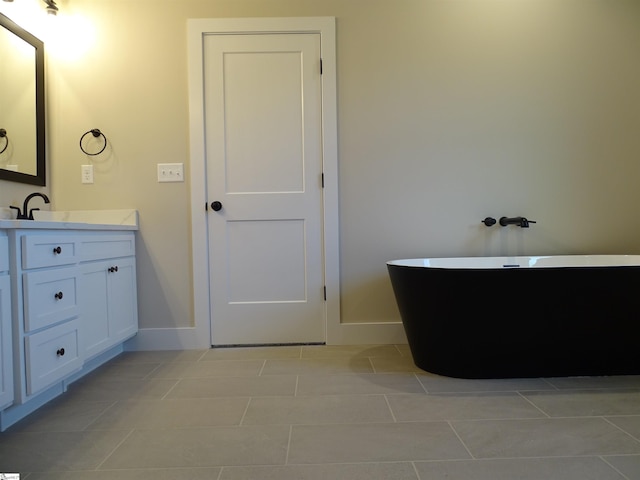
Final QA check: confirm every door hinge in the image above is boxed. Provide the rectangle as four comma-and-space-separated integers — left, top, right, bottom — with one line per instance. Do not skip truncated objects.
324, 285, 327, 301
320, 58, 323, 75
205, 202, 208, 211
321, 173, 325, 188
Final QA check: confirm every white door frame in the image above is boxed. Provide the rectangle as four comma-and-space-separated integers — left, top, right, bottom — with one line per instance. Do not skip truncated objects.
186, 17, 340, 349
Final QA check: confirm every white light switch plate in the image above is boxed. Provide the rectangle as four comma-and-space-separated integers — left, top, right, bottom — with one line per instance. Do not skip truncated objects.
157, 163, 184, 182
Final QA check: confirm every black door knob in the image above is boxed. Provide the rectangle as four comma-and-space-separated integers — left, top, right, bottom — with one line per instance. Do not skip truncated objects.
57, 348, 65, 357
211, 201, 223, 212
53, 246, 62, 254
54, 291, 64, 300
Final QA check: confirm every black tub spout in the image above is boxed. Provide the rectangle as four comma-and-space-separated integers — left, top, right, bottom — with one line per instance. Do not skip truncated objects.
499, 216, 536, 228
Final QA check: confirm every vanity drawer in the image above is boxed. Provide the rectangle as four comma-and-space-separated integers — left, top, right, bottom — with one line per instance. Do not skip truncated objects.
0, 236, 7, 272
22, 235, 78, 269
23, 267, 79, 332
79, 233, 136, 262
25, 319, 81, 396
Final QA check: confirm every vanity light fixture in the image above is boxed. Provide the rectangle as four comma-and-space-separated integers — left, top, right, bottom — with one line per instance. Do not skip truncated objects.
43, 0, 57, 15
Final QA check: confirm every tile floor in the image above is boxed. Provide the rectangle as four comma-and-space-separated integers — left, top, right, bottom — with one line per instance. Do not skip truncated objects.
1, 344, 640, 478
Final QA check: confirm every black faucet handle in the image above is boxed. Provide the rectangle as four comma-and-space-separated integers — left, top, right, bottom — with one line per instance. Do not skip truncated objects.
28, 208, 40, 220
9, 205, 27, 220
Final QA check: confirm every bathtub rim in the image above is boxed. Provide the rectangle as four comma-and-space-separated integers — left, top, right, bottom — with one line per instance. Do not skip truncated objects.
387, 254, 640, 269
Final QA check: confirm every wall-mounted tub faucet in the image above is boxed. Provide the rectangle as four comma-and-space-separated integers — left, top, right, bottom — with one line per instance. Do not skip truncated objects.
499, 216, 536, 228
481, 217, 497, 227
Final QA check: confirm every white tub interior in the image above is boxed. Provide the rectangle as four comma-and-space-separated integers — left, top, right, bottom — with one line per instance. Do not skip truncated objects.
387, 255, 640, 269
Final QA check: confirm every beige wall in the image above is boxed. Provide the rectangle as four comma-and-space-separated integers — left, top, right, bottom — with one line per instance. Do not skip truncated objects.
2, 0, 640, 332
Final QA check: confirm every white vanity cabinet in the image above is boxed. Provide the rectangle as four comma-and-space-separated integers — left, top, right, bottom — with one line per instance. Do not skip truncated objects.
0, 233, 13, 410
79, 234, 137, 359
0, 218, 138, 431
17, 232, 83, 400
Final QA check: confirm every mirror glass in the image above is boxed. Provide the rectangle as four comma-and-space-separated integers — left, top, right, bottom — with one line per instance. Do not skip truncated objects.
0, 12, 45, 186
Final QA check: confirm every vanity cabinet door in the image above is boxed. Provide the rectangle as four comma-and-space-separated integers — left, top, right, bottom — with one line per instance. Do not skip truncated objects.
80, 256, 137, 360
0, 274, 13, 410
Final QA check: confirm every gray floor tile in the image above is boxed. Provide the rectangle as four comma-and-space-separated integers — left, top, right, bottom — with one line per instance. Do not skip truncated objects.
371, 356, 424, 373
99, 425, 289, 469
26, 468, 222, 480
387, 392, 546, 422
0, 430, 131, 472
524, 390, 640, 417
546, 376, 640, 390
65, 376, 179, 401
85, 361, 161, 380
301, 344, 402, 359
115, 350, 208, 363
5, 346, 640, 477
453, 417, 640, 458
606, 415, 640, 440
148, 360, 264, 378
603, 455, 640, 480
415, 457, 626, 479
220, 463, 419, 479
296, 373, 425, 395
242, 394, 394, 425
7, 396, 113, 432
417, 373, 555, 393
166, 375, 297, 398
87, 397, 250, 429
287, 422, 470, 464
261, 358, 374, 375
202, 345, 302, 360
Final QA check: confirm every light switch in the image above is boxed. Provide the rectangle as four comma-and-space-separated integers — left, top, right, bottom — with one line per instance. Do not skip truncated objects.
157, 163, 184, 182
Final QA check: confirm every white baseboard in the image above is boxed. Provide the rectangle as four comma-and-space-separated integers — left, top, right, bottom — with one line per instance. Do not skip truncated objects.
126, 322, 407, 351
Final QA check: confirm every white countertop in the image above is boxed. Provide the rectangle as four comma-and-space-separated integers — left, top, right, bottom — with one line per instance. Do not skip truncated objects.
0, 209, 138, 231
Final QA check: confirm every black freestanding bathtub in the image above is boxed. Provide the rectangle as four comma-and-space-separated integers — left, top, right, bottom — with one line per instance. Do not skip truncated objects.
387, 256, 640, 378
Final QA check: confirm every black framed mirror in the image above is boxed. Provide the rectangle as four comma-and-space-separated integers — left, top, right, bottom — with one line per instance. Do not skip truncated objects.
0, 12, 46, 186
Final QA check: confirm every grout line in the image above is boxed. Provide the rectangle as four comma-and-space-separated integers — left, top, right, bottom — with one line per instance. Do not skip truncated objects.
602, 416, 640, 443
238, 398, 252, 426
369, 357, 377, 374
383, 394, 398, 423
447, 421, 476, 460
82, 400, 120, 431
94, 428, 135, 470
599, 455, 632, 480
284, 425, 293, 465
216, 466, 225, 480
411, 460, 422, 480
517, 391, 551, 418
160, 379, 182, 400
415, 373, 429, 394
294, 375, 299, 397
140, 362, 163, 381
258, 359, 267, 376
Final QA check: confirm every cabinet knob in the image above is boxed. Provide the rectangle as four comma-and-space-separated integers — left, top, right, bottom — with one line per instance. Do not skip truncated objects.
56, 348, 65, 357
108, 266, 119, 273
54, 291, 64, 300
53, 246, 62, 255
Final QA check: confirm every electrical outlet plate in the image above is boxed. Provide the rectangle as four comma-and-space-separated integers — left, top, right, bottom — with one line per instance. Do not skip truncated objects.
157, 163, 184, 182
81, 164, 94, 184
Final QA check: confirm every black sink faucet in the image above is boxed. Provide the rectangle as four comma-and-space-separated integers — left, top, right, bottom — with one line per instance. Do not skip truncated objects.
10, 192, 50, 220
499, 216, 536, 228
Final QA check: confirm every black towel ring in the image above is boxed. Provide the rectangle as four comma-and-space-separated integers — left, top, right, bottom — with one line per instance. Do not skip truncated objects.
0, 128, 8, 155
80, 128, 107, 156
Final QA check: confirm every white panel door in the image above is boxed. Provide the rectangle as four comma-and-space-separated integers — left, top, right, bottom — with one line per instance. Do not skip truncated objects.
204, 33, 325, 345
